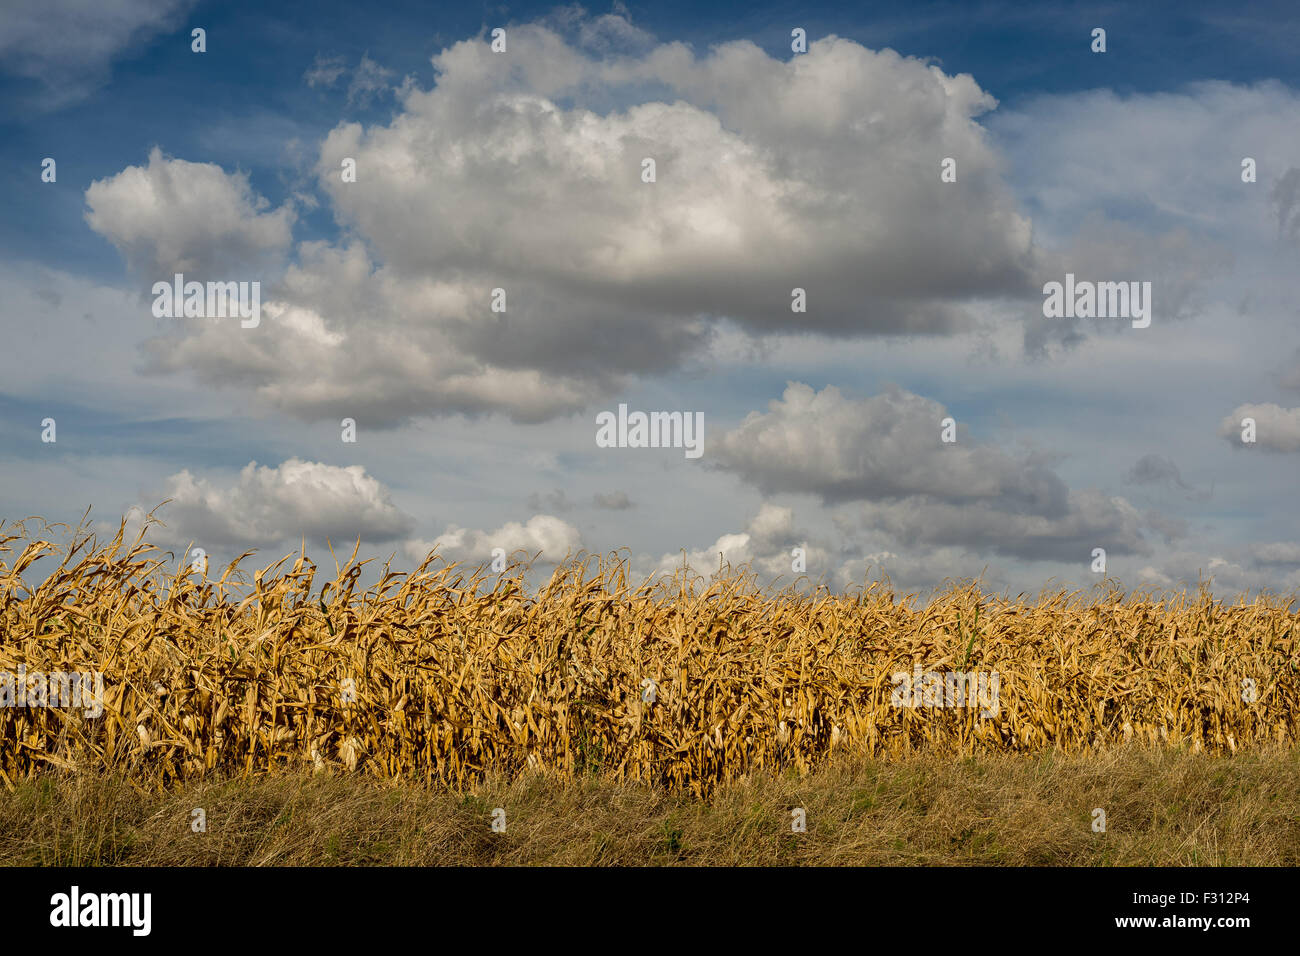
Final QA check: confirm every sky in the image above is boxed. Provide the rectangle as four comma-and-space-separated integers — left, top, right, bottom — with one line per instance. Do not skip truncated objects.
2, 0, 1299, 599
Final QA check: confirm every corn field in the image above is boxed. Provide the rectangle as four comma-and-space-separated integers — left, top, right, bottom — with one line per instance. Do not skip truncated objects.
2, 519, 1298, 794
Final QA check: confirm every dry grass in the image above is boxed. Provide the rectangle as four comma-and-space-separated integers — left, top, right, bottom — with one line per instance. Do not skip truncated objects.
1, 514, 1298, 795
3, 748, 1298, 865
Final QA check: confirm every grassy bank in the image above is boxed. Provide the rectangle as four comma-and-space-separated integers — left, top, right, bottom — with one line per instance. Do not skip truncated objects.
3, 746, 1298, 866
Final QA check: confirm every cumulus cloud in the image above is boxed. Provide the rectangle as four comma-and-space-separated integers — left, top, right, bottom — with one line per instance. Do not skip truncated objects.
317, 28, 1033, 336
852, 491, 1147, 563
715, 382, 1067, 508
1219, 403, 1300, 452
651, 502, 830, 581
404, 514, 583, 567
650, 502, 1022, 594
131, 239, 602, 423
85, 147, 295, 280
99, 18, 1036, 425
135, 458, 413, 550
716, 382, 1151, 562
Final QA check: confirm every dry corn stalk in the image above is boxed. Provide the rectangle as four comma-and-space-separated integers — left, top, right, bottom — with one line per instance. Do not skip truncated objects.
1, 516, 1297, 795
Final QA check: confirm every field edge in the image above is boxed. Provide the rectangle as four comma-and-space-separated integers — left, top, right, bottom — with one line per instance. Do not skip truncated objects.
4, 745, 1298, 866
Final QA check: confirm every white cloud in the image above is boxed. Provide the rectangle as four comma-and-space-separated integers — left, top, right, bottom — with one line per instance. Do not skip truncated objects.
132, 458, 413, 550
318, 30, 1033, 337
133, 237, 606, 423
96, 21, 1035, 425
650, 502, 831, 581
85, 148, 295, 280
716, 382, 1151, 562
715, 382, 1067, 507
404, 514, 583, 567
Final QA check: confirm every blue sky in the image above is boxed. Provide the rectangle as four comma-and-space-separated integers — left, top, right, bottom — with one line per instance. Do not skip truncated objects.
3, 0, 1300, 597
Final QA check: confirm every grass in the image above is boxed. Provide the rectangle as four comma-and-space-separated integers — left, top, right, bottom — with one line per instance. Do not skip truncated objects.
2, 746, 1298, 866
